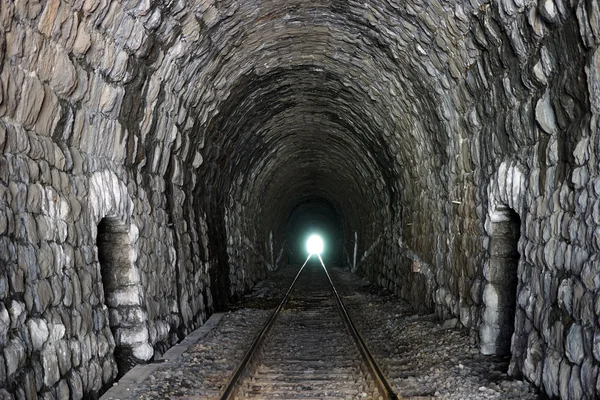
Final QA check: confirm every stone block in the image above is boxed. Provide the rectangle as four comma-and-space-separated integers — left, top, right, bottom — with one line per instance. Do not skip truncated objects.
9, 181, 27, 214
131, 342, 153, 361
105, 286, 141, 308
108, 306, 146, 328
37, 0, 60, 37
21, 369, 37, 400
542, 350, 560, 397
101, 357, 115, 386
15, 74, 45, 130
34, 86, 61, 136
115, 325, 148, 346
566, 324, 584, 365
101, 263, 140, 289
50, 50, 77, 96
581, 259, 600, 291
479, 324, 504, 355
57, 340, 71, 376
0, 354, 5, 387
523, 330, 543, 386
67, 370, 83, 400
569, 365, 583, 400
56, 379, 70, 400
32, 279, 54, 314
535, 91, 558, 135
558, 278, 573, 314
69, 339, 81, 368
9, 301, 25, 330
41, 345, 59, 388
3, 337, 25, 379
0, 303, 9, 345
27, 318, 49, 351
72, 23, 91, 56
50, 275, 63, 307
580, 357, 598, 398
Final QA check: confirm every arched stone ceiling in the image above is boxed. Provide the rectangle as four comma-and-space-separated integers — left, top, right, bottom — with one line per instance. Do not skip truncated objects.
151, 0, 464, 251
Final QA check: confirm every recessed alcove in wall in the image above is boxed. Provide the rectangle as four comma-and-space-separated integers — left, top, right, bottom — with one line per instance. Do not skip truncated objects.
97, 218, 151, 379
480, 205, 521, 357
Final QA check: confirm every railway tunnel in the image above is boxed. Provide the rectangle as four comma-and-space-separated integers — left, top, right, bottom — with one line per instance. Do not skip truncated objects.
0, 0, 599, 398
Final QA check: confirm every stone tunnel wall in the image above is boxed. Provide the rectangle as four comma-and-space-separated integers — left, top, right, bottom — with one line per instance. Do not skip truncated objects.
367, 1, 600, 397
0, 0, 214, 397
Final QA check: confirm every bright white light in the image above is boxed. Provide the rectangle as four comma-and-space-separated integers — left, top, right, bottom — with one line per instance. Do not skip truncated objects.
306, 234, 324, 255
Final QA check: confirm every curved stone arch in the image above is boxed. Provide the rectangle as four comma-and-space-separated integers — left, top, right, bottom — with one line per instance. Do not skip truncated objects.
480, 160, 527, 357
485, 161, 528, 229
88, 171, 153, 376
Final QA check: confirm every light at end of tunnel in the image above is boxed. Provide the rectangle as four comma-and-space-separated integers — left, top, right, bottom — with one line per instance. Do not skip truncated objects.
306, 234, 324, 255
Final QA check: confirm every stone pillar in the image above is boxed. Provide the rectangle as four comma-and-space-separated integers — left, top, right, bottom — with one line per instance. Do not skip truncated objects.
97, 219, 153, 376
480, 206, 520, 355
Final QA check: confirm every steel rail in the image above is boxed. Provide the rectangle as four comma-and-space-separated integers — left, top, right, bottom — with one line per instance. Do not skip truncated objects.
218, 255, 312, 400
220, 254, 399, 399
317, 254, 399, 400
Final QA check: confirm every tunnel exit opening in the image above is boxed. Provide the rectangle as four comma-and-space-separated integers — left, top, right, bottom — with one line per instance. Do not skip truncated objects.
480, 205, 521, 357
285, 197, 344, 265
97, 218, 151, 379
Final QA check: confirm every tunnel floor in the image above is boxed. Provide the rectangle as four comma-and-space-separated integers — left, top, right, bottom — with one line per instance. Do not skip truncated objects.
104, 265, 542, 399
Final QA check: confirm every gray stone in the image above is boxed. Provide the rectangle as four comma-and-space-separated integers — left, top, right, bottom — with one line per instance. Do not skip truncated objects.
8, 301, 25, 330
594, 331, 600, 362
68, 371, 83, 400
3, 337, 25, 378
57, 340, 71, 376
20, 370, 37, 400
542, 350, 560, 396
33, 280, 54, 314
27, 318, 49, 351
559, 360, 571, 400
0, 355, 5, 388
581, 260, 600, 291
50, 51, 77, 96
566, 324, 585, 365
41, 346, 60, 387
0, 124, 5, 152
535, 93, 559, 134
69, 339, 81, 368
0, 303, 9, 344
26, 184, 43, 214
56, 379, 70, 400
572, 281, 586, 322
557, 278, 573, 314
580, 358, 598, 398
523, 331, 543, 386
569, 365, 583, 400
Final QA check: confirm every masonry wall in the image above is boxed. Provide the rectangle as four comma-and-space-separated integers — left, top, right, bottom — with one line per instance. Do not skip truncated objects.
370, 1, 600, 397
0, 1, 213, 397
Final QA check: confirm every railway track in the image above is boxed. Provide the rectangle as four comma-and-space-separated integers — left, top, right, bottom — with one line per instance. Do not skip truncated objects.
220, 256, 398, 400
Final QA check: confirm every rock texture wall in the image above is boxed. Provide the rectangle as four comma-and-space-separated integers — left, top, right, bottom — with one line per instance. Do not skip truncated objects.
0, 0, 213, 397
1, 0, 599, 399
